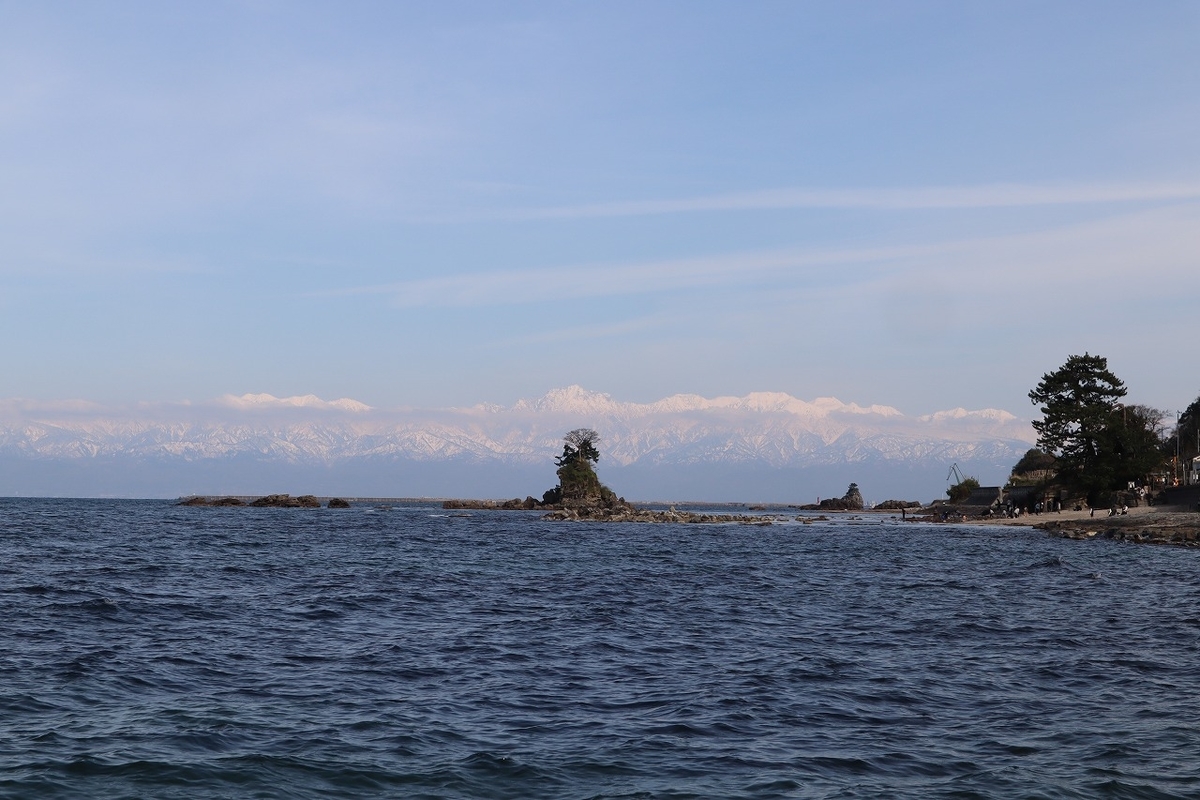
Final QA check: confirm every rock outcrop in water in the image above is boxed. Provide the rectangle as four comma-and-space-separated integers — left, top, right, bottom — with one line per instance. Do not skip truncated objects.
874, 499, 922, 510
177, 496, 246, 507
440, 427, 779, 524
443, 497, 540, 511
249, 494, 321, 508
178, 494, 325, 508
799, 482, 866, 511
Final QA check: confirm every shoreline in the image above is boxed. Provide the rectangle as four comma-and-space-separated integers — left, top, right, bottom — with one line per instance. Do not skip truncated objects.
953, 504, 1200, 546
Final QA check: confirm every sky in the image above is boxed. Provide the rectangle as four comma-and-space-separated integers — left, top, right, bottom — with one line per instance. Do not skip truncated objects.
2, 1, 1198, 419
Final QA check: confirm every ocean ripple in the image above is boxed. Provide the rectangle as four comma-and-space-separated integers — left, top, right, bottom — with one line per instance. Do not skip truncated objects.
2, 498, 1200, 798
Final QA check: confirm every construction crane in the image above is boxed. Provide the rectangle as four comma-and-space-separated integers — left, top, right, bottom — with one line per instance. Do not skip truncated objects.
947, 463, 967, 485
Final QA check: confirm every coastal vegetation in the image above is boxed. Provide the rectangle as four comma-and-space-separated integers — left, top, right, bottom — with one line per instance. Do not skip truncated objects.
946, 476, 980, 503
1175, 395, 1200, 468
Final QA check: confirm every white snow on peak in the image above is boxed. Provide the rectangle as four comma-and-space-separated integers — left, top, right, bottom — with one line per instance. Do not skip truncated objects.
829, 400, 904, 417
218, 393, 372, 412
508, 388, 909, 419
513, 385, 622, 414
644, 393, 714, 413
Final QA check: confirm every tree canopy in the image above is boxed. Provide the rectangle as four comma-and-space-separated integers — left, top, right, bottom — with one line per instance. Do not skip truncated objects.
947, 476, 980, 502
1173, 394, 1200, 467
1028, 353, 1164, 503
1012, 448, 1057, 476
555, 428, 600, 467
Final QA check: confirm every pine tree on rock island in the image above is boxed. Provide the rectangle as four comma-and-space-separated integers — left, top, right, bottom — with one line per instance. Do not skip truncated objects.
543, 428, 619, 507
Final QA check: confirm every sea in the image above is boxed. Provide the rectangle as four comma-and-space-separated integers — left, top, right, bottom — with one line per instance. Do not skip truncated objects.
2, 498, 1199, 799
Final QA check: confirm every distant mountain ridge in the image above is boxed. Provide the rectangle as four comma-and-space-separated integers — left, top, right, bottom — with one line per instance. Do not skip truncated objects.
0, 387, 1035, 500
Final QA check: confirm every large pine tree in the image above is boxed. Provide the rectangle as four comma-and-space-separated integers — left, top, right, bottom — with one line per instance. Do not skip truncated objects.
1029, 353, 1164, 504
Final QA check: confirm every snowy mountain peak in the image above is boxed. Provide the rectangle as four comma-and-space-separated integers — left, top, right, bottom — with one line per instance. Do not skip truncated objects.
514, 385, 621, 414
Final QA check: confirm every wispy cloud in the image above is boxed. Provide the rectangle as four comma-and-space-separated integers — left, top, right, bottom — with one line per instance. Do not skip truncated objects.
466, 180, 1200, 222
323, 201, 1200, 310
324, 242, 947, 308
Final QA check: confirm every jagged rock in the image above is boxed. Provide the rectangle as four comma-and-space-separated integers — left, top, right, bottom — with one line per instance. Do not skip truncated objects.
799, 482, 866, 511
327, 498, 351, 508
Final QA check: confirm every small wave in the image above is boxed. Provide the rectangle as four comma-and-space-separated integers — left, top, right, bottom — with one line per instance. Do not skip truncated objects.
49, 597, 122, 617
297, 608, 342, 621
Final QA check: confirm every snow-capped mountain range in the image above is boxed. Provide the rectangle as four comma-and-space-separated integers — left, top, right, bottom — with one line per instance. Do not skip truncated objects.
0, 386, 1035, 501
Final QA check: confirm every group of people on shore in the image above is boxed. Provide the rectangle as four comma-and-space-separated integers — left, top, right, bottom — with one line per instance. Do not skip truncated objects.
992, 499, 1061, 519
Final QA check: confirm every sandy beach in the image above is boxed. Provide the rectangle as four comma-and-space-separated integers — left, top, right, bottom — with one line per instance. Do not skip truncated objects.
961, 503, 1162, 527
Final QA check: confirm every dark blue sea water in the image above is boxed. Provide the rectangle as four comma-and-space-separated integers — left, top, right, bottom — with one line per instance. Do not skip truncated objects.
2, 499, 1200, 799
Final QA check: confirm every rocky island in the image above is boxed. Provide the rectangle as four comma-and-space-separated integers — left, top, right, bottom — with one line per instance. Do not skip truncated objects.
443, 428, 779, 524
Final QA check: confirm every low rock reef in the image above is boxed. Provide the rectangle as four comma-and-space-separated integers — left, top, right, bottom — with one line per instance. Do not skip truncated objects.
178, 494, 351, 509
1036, 511, 1200, 546
442, 496, 778, 524
542, 504, 778, 524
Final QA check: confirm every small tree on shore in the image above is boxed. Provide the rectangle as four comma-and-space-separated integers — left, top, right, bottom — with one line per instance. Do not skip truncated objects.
947, 476, 980, 502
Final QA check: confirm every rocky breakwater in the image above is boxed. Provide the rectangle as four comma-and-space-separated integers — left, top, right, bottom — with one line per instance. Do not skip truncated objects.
1036, 509, 1200, 546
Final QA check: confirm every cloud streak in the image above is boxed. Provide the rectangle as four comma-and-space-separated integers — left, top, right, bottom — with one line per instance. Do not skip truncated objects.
327, 202, 1200, 310
324, 242, 945, 308
465, 181, 1200, 222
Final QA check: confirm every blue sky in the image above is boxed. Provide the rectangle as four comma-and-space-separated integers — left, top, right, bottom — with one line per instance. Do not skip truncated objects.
2, 1, 1198, 416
